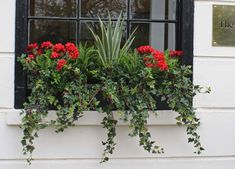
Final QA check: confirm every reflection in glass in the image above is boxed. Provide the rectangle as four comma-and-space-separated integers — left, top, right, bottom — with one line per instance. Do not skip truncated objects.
131, 0, 176, 20
29, 20, 76, 44
80, 22, 98, 46
80, 22, 126, 46
81, 0, 126, 18
29, 0, 77, 17
131, 23, 175, 51
131, 0, 150, 19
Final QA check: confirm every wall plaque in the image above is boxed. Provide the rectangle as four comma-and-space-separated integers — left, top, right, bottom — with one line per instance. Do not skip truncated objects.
213, 5, 235, 47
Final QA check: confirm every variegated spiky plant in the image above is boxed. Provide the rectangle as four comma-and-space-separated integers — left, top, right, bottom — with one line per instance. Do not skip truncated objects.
88, 13, 136, 67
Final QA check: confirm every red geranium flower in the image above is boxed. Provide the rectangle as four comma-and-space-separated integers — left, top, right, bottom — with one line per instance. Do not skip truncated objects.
157, 60, 168, 71
25, 54, 34, 62
56, 59, 67, 71
137, 45, 154, 55
143, 50, 169, 71
51, 52, 60, 59
28, 54, 34, 59
152, 50, 168, 71
53, 43, 65, 53
41, 41, 53, 49
26, 43, 38, 53
145, 63, 154, 68
169, 50, 183, 57
143, 57, 151, 61
65, 42, 79, 59
152, 50, 164, 61
37, 48, 43, 55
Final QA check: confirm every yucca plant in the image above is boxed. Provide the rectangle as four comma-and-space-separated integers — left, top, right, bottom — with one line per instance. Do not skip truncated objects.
88, 13, 136, 67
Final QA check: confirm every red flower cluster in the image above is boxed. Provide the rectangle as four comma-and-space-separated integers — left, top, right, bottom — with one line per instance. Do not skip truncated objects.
138, 45, 169, 71
25, 41, 79, 72
25, 54, 35, 62
53, 43, 66, 53
37, 48, 43, 55
136, 45, 154, 55
56, 59, 67, 71
28, 54, 34, 59
50, 43, 65, 59
26, 43, 38, 53
153, 50, 168, 71
26, 43, 41, 61
169, 50, 183, 57
65, 42, 79, 59
41, 41, 53, 49
50, 43, 80, 60
51, 52, 60, 59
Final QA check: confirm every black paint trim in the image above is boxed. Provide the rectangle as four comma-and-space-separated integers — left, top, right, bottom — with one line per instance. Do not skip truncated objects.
15, 0, 28, 109
126, 0, 131, 39
14, 0, 194, 108
27, 16, 177, 23
181, 0, 194, 66
164, 0, 169, 49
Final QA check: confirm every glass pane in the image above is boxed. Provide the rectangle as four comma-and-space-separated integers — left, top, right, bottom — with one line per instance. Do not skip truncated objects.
80, 21, 126, 46
131, 23, 176, 51
29, 20, 77, 44
29, 0, 77, 17
131, 0, 177, 20
81, 0, 127, 18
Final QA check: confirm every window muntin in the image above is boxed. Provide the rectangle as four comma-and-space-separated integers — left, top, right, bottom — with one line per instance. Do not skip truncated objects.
27, 0, 178, 50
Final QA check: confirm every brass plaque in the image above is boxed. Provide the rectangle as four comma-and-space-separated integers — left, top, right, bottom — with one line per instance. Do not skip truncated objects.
213, 5, 235, 47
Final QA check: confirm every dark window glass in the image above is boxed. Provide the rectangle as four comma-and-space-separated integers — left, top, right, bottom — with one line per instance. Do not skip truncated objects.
80, 21, 126, 46
80, 22, 99, 46
81, 0, 127, 18
131, 0, 177, 20
29, 20, 77, 44
131, 23, 175, 50
29, 0, 77, 17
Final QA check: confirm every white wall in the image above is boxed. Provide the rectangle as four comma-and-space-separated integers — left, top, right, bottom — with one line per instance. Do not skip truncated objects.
0, 0, 15, 108
0, 0, 235, 168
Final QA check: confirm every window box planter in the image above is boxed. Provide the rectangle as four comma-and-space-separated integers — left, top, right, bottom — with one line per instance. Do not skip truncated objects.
6, 110, 178, 126
17, 15, 209, 164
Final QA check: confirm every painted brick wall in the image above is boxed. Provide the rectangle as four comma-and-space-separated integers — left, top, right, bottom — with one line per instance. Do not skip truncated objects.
0, 0, 235, 168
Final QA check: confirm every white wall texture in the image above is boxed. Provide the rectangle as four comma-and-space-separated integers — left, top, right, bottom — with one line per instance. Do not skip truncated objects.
0, 0, 235, 168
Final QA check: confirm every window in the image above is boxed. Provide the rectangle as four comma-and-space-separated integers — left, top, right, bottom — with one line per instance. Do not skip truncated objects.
15, 0, 194, 108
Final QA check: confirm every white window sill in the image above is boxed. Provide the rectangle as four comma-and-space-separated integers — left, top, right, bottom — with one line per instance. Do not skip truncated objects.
4, 109, 179, 126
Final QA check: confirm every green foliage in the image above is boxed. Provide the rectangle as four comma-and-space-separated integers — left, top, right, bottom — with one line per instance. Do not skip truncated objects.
77, 43, 97, 70
118, 51, 142, 72
18, 23, 210, 165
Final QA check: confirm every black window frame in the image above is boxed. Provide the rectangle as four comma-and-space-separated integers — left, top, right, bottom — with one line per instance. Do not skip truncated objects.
15, 0, 194, 109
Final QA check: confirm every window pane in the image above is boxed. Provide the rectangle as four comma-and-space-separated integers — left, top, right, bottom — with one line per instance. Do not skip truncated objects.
80, 21, 126, 46
131, 0, 177, 20
131, 23, 175, 51
29, 20, 77, 44
81, 0, 127, 18
29, 0, 77, 17
80, 22, 96, 46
